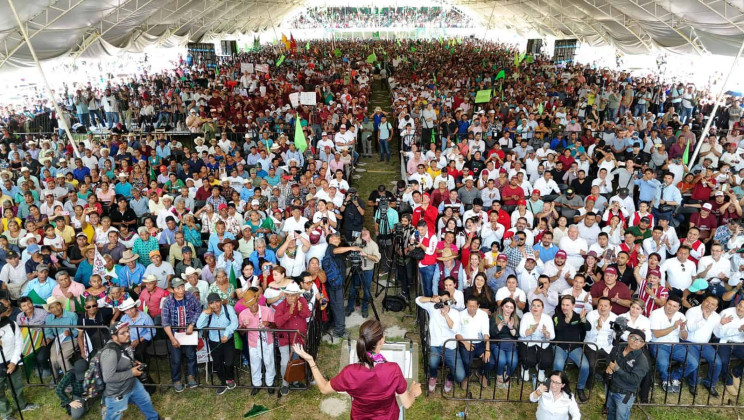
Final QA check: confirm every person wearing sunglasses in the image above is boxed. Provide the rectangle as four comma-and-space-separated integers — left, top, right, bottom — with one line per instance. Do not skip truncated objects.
76, 295, 112, 360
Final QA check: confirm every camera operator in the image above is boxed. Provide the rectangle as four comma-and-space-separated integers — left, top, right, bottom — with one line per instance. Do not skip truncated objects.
101, 321, 160, 420
605, 328, 649, 420
347, 229, 381, 318
340, 187, 365, 241
416, 291, 466, 393
393, 214, 417, 301
323, 232, 363, 339
374, 189, 399, 273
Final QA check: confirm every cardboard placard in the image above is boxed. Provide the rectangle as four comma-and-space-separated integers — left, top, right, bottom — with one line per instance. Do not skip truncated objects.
300, 92, 317, 106
289, 92, 300, 108
240, 62, 254, 73
475, 89, 492, 103
255, 64, 269, 73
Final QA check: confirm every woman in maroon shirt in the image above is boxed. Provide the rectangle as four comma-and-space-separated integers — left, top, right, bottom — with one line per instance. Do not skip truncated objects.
293, 320, 422, 420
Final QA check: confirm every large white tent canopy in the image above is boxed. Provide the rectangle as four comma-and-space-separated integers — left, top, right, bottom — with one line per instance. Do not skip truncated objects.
0, 0, 743, 70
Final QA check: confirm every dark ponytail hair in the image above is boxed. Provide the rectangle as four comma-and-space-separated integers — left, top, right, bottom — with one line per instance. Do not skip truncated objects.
356, 319, 385, 369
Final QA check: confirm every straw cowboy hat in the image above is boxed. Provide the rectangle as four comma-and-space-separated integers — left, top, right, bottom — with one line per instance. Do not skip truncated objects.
142, 274, 158, 283
283, 282, 302, 295
119, 250, 139, 264
437, 248, 458, 262
181, 266, 203, 280
43, 296, 64, 312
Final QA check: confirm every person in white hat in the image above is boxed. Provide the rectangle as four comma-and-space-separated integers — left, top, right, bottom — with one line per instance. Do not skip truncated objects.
119, 297, 155, 361
182, 267, 208, 306
43, 296, 79, 374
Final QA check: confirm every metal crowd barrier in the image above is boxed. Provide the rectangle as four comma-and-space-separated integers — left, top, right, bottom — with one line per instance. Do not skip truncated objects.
425, 337, 744, 409
18, 321, 319, 392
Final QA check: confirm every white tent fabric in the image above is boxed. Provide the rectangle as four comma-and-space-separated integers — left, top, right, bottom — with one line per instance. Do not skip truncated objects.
0, 0, 742, 70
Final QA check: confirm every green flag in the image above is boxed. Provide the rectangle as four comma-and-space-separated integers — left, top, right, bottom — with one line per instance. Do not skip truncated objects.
410, 47, 416, 53
26, 289, 45, 305
495, 70, 505, 80
305, 42, 310, 51
538, 103, 544, 115
275, 54, 285, 66
244, 404, 270, 418
229, 265, 238, 290
366, 52, 377, 64
372, 31, 380, 39
514, 51, 520, 67
397, 39, 401, 47
526, 55, 534, 64
334, 48, 341, 57
683, 139, 691, 165
475, 89, 492, 103
294, 115, 307, 152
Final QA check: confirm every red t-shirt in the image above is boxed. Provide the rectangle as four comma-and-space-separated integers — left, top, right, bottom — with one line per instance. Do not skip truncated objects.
691, 179, 715, 201
589, 280, 632, 315
330, 362, 408, 420
500, 185, 524, 206
690, 212, 718, 239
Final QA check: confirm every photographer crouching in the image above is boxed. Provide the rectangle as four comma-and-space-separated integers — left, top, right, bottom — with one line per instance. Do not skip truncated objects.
604, 328, 649, 420
347, 229, 381, 318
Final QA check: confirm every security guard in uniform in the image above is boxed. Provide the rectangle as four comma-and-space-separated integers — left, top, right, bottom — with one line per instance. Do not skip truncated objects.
605, 328, 650, 420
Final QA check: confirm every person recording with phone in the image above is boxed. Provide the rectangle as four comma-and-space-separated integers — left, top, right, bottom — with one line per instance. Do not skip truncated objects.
416, 291, 465, 393
529, 371, 581, 420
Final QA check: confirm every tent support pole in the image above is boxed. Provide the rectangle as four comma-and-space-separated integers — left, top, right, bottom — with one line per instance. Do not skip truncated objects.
689, 37, 744, 167
6, 0, 81, 159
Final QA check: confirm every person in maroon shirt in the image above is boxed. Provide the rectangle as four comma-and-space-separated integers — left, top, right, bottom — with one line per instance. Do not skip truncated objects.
292, 320, 421, 420
690, 167, 716, 202
488, 200, 512, 230
500, 176, 525, 212
589, 267, 632, 315
689, 203, 718, 243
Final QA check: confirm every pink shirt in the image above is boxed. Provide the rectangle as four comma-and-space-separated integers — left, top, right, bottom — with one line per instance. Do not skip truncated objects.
238, 305, 275, 347
51, 281, 86, 300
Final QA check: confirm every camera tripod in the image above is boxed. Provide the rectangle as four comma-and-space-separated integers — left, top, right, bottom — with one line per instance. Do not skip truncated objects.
344, 262, 380, 321
375, 204, 393, 298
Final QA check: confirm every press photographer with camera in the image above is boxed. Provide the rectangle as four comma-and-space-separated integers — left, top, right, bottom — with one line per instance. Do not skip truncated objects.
100, 321, 160, 420
347, 229, 381, 318
604, 328, 649, 420
392, 214, 417, 301
323, 233, 363, 339
340, 187, 365, 242
416, 291, 466, 393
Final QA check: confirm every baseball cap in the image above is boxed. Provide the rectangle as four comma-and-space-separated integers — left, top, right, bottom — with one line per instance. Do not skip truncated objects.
647, 268, 661, 278
109, 321, 130, 335
688, 278, 709, 293
207, 292, 222, 304
715, 191, 725, 197
640, 216, 650, 223
627, 328, 646, 342
566, 189, 574, 195
604, 267, 618, 275
555, 250, 567, 258
702, 203, 713, 210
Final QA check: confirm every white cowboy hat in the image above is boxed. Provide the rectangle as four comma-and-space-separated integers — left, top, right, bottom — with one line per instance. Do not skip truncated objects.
19, 233, 41, 248
181, 266, 203, 280
119, 250, 139, 264
118, 298, 137, 311
284, 282, 303, 295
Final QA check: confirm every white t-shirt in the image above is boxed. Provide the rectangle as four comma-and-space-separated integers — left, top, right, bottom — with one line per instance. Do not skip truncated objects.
495, 287, 527, 306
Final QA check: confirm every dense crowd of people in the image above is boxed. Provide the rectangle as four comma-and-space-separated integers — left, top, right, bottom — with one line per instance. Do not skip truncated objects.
0, 36, 740, 419
373, 38, 744, 418
286, 7, 474, 30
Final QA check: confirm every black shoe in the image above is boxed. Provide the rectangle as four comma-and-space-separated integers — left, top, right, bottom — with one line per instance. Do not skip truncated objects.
361, 311, 369, 318
250, 388, 260, 396
688, 383, 697, 396
280, 385, 289, 396
577, 389, 588, 403
703, 383, 719, 397
215, 386, 228, 395
267, 388, 276, 395
345, 307, 353, 317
